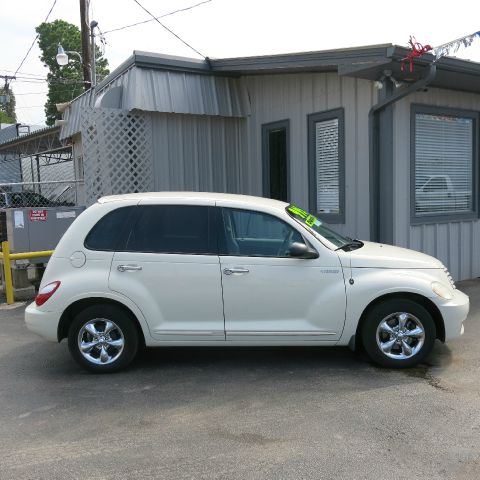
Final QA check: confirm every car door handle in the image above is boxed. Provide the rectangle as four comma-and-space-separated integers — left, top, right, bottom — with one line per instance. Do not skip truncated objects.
117, 264, 142, 272
223, 268, 249, 275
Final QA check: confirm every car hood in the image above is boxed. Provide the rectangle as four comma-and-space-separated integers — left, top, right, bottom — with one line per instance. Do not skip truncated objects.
338, 241, 444, 269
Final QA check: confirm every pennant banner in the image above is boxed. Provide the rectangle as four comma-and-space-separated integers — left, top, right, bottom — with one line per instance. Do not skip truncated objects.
433, 31, 480, 60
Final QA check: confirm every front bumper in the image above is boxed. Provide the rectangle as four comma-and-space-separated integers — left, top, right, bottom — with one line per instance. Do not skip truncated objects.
25, 302, 61, 342
437, 288, 469, 341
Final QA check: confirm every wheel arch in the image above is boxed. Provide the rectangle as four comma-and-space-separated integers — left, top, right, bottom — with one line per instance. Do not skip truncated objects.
354, 292, 445, 350
57, 297, 146, 347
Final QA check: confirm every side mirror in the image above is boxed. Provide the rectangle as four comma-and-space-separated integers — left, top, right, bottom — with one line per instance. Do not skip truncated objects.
288, 242, 319, 259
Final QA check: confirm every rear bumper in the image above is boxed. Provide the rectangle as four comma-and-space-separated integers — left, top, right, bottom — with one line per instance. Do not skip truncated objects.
25, 302, 61, 342
438, 288, 469, 341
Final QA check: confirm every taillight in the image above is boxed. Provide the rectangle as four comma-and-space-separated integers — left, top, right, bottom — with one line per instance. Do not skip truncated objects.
35, 281, 61, 306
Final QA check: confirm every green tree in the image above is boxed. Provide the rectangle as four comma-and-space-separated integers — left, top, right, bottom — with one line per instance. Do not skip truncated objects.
0, 85, 17, 124
36, 19, 109, 126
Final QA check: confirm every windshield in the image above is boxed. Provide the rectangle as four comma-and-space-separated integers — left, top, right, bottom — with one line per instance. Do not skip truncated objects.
286, 204, 352, 249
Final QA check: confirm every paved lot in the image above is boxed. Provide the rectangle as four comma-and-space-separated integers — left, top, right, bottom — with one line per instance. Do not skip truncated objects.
0, 281, 479, 480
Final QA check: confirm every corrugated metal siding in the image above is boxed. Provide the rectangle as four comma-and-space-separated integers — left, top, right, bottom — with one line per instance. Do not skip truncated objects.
0, 125, 18, 144
151, 113, 250, 194
59, 89, 94, 140
60, 67, 250, 140
244, 73, 376, 240
393, 87, 480, 280
113, 67, 250, 117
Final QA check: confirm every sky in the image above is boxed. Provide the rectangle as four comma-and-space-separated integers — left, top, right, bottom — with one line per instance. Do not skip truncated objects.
1, 0, 480, 126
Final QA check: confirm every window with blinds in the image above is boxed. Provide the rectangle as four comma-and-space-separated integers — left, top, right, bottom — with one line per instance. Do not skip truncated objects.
413, 109, 475, 219
315, 119, 340, 214
308, 109, 345, 223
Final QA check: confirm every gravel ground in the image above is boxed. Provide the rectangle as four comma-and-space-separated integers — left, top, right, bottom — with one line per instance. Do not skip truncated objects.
0, 280, 479, 480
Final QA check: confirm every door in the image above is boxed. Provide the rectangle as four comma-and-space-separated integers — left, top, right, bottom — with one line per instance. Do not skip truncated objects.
262, 120, 290, 202
109, 204, 225, 341
219, 207, 346, 342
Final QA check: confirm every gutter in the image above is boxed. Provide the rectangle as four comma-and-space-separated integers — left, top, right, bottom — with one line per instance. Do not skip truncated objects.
369, 63, 437, 242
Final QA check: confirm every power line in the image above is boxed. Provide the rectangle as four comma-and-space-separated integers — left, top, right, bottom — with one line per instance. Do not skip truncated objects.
103, 0, 211, 35
9, 80, 44, 84
15, 105, 46, 109
0, 69, 47, 79
13, 78, 89, 85
132, 0, 206, 59
12, 0, 58, 78
13, 75, 47, 81
9, 91, 48, 95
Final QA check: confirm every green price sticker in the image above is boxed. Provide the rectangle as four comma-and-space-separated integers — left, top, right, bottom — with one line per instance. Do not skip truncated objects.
288, 205, 321, 227
288, 206, 308, 219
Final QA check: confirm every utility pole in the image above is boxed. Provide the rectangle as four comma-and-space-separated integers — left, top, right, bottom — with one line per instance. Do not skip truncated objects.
79, 0, 92, 90
0, 75, 15, 107
90, 20, 98, 87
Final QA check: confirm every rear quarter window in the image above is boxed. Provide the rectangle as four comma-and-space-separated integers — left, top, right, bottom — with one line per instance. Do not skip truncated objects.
84, 206, 136, 251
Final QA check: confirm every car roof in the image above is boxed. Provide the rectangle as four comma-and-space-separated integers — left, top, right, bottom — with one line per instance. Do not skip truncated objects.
98, 191, 289, 211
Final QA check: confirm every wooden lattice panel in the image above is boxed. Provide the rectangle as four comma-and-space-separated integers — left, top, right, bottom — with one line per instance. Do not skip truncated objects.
81, 109, 153, 205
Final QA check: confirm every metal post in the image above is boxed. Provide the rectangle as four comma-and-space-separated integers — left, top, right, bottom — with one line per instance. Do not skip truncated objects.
1, 241, 14, 304
36, 155, 41, 195
30, 157, 35, 192
90, 20, 98, 87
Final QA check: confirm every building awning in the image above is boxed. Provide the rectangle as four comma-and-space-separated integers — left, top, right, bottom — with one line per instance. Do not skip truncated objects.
60, 62, 251, 140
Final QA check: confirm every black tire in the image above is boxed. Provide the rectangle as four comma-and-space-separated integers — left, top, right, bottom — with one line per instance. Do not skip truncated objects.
68, 304, 139, 373
361, 298, 436, 368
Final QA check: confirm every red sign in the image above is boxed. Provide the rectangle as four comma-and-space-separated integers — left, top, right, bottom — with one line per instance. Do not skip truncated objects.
29, 209, 48, 222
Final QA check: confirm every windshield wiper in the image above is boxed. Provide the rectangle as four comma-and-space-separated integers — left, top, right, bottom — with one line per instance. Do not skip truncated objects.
336, 239, 364, 251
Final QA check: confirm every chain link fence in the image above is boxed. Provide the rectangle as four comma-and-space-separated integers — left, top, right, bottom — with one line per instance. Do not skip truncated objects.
0, 153, 83, 302
0, 150, 83, 207
0, 180, 83, 208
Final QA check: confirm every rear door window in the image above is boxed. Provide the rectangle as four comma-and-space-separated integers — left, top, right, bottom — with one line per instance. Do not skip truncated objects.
126, 205, 216, 255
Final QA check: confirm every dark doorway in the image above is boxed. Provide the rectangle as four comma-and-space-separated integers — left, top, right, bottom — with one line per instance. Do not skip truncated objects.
262, 120, 290, 202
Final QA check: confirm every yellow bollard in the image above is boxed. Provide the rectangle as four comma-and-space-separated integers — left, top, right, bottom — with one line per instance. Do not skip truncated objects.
1, 241, 14, 305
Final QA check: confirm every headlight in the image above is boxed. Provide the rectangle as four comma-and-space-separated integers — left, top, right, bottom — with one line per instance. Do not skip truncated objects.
432, 281, 453, 300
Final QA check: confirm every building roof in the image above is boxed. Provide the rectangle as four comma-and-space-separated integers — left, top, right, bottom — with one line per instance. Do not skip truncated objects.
98, 43, 480, 94
0, 124, 20, 144
59, 43, 480, 140
0, 125, 70, 156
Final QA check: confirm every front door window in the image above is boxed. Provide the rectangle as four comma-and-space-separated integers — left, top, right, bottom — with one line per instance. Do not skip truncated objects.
220, 208, 304, 257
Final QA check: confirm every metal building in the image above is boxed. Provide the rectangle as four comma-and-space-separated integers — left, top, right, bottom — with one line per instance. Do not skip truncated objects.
59, 44, 480, 281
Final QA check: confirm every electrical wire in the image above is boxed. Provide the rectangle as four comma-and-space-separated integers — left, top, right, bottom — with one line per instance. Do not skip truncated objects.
96, 25, 108, 56
0, 69, 47, 79
13, 76, 47, 81
132, 0, 206, 58
9, 91, 48, 95
15, 105, 46, 109
13, 78, 89, 85
12, 0, 58, 79
103, 0, 211, 35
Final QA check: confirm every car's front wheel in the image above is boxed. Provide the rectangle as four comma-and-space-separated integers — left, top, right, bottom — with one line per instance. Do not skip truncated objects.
68, 304, 139, 373
361, 298, 436, 368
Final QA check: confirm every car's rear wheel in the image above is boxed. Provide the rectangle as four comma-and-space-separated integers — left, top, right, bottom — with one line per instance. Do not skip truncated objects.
361, 298, 436, 368
68, 304, 139, 373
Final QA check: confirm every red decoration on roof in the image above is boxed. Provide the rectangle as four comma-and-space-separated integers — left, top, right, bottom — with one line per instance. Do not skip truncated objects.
401, 36, 433, 73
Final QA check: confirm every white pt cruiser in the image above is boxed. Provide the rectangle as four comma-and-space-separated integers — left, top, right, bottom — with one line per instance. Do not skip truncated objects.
25, 192, 469, 373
